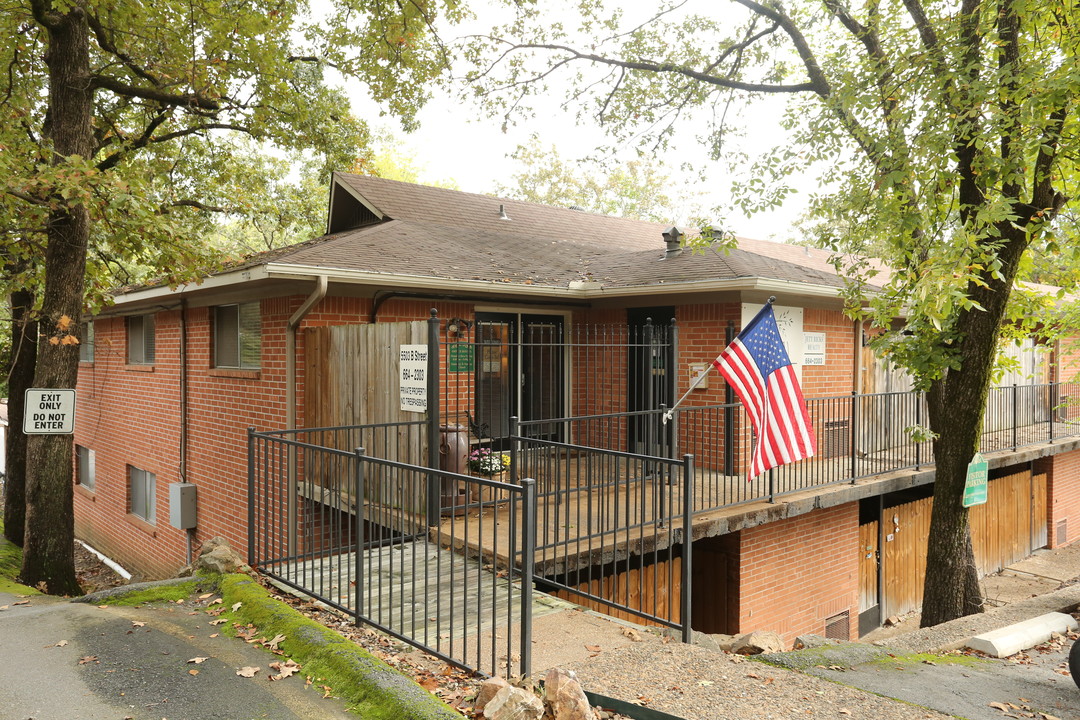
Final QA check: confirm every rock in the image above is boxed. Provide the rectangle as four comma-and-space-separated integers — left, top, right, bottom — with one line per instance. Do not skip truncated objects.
178, 537, 250, 576
884, 615, 902, 627
475, 677, 510, 712
544, 668, 597, 720
660, 628, 721, 651
710, 633, 738, 652
483, 684, 545, 720
793, 634, 841, 650
731, 630, 785, 655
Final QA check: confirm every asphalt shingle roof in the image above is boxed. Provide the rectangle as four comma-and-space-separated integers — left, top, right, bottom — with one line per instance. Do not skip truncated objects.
243, 173, 862, 293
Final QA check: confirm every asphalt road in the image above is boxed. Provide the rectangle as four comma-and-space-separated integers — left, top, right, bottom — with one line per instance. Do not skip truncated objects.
0, 590, 356, 720
799, 640, 1080, 720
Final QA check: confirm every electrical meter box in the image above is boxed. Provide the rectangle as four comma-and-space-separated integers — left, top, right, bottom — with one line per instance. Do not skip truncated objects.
169, 482, 197, 529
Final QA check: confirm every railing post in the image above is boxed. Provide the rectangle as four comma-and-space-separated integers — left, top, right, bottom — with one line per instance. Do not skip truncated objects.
681, 454, 695, 644
915, 394, 922, 470
723, 321, 735, 476
509, 416, 520, 485
658, 403, 668, 527
519, 478, 536, 679
427, 308, 442, 526
1012, 383, 1019, 451
247, 427, 256, 567
1050, 382, 1056, 440
354, 447, 366, 624
850, 391, 858, 484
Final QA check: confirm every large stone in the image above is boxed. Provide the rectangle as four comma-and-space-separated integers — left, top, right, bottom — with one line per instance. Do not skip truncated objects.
474, 677, 511, 713
731, 630, 785, 655
483, 684, 545, 720
544, 669, 597, 720
661, 628, 721, 651
179, 537, 249, 576
793, 634, 841, 650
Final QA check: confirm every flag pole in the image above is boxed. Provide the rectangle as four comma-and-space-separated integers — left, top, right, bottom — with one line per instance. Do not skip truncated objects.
663, 297, 776, 425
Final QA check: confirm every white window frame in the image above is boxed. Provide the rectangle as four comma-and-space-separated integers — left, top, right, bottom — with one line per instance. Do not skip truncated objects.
79, 320, 95, 363
126, 314, 155, 365
76, 445, 96, 491
128, 465, 156, 523
214, 302, 261, 369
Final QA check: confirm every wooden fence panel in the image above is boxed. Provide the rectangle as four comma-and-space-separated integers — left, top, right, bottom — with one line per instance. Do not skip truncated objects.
882, 470, 1048, 618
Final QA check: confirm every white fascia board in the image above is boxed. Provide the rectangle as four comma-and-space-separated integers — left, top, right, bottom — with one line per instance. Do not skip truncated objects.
265, 263, 849, 301
110, 265, 273, 306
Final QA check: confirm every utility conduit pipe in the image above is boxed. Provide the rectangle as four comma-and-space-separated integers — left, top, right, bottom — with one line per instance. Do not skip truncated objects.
285, 275, 328, 556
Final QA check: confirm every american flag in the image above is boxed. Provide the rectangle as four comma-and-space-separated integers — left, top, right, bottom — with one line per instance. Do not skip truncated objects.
713, 304, 817, 479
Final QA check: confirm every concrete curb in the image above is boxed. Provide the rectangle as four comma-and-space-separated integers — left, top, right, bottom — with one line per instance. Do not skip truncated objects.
219, 574, 465, 720
964, 611, 1079, 657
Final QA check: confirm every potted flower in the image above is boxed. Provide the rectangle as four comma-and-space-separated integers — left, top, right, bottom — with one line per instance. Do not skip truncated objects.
467, 448, 510, 476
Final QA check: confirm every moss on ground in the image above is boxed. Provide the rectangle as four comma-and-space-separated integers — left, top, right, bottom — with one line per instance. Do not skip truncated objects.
869, 651, 991, 668
218, 574, 464, 720
0, 518, 40, 596
93, 580, 199, 606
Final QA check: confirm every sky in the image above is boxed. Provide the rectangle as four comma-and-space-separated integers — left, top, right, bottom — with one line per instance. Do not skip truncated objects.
334, 2, 818, 243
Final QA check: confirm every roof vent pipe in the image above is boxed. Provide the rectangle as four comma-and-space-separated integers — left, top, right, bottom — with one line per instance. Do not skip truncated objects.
662, 226, 683, 259
498, 204, 511, 221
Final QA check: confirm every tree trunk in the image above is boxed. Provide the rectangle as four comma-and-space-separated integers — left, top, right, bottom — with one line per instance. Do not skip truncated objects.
3, 287, 38, 546
20, 2, 93, 595
920, 376, 985, 627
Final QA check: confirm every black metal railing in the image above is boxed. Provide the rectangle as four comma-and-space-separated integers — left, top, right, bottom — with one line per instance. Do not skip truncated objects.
248, 425, 537, 677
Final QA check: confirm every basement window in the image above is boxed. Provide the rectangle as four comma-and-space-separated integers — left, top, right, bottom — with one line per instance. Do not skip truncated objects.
214, 303, 261, 370
128, 465, 156, 523
126, 314, 156, 365
76, 445, 96, 492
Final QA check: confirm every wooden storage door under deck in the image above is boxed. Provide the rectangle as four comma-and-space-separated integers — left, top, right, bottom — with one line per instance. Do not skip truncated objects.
880, 470, 1048, 619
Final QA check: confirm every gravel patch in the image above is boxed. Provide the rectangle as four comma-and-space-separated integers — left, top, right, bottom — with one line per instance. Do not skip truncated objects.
564, 642, 951, 719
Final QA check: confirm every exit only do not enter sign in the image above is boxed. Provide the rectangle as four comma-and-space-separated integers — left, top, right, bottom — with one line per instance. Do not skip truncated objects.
23, 388, 77, 434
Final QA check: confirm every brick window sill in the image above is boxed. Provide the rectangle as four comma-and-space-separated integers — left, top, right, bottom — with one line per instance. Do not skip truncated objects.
74, 484, 96, 501
124, 364, 155, 373
125, 513, 157, 537
208, 368, 261, 380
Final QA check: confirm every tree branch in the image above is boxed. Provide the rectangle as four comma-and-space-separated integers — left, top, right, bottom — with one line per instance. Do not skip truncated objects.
90, 75, 220, 110
86, 11, 160, 87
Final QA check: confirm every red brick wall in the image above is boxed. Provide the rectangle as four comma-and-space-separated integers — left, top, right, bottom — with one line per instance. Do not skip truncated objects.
733, 503, 860, 647
1039, 449, 1080, 547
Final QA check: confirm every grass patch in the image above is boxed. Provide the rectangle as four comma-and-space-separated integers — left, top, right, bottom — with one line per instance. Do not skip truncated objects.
218, 574, 463, 720
870, 650, 991, 668
93, 580, 199, 606
0, 518, 40, 596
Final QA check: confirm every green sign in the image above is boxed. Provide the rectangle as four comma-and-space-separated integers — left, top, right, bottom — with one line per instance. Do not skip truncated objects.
447, 342, 474, 373
962, 452, 988, 508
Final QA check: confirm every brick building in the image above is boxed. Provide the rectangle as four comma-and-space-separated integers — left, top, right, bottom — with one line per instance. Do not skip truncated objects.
74, 173, 1080, 646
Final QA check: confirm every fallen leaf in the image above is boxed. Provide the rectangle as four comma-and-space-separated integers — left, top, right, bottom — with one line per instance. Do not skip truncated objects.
198, 593, 213, 600
265, 634, 287, 651
419, 676, 439, 692
839, 710, 851, 716
131, 621, 146, 628
989, 702, 1011, 712
208, 598, 223, 606
236, 666, 260, 678
13, 600, 30, 606
55, 640, 68, 647
0, 605, 8, 611
188, 669, 199, 676
187, 657, 209, 664
231, 602, 242, 612
321, 684, 332, 698
209, 619, 228, 626
621, 628, 642, 642
584, 644, 601, 652
269, 660, 301, 679
78, 656, 98, 664
209, 633, 219, 638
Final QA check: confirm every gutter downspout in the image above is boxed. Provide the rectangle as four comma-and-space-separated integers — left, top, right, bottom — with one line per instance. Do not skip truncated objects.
180, 297, 193, 565
286, 275, 328, 556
